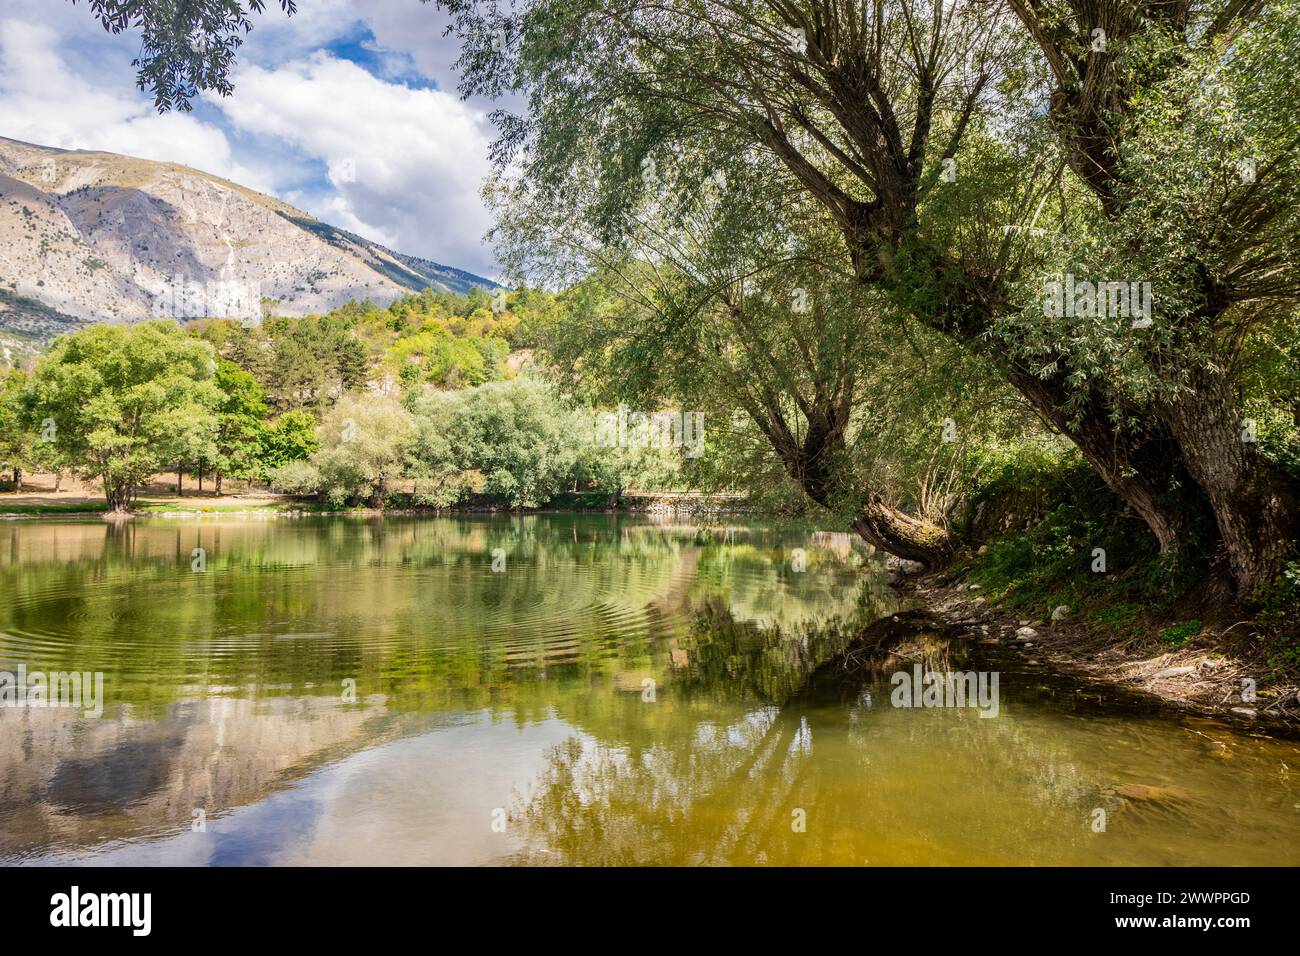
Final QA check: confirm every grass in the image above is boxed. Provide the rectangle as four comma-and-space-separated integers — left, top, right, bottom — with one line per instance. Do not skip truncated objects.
1159, 620, 1202, 647
0, 497, 298, 516
0, 501, 109, 515
1089, 602, 1143, 629
1, 491, 624, 517
958, 459, 1300, 680
963, 502, 1169, 615
959, 456, 1213, 637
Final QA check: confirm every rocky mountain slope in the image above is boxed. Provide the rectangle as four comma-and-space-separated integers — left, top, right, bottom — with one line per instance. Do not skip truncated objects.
0, 136, 497, 345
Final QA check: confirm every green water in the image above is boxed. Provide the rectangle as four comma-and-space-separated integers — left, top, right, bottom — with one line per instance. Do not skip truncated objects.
0, 515, 1296, 866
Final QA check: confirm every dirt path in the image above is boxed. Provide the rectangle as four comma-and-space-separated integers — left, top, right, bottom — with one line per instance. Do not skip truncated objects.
0, 472, 285, 512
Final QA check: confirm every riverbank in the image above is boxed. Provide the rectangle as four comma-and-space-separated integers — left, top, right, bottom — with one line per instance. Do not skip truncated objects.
0, 492, 293, 517
0, 483, 754, 519
893, 568, 1300, 733
855, 456, 1300, 732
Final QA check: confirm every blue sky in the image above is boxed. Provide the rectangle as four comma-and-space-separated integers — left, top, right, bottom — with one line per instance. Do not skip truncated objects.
0, 0, 501, 278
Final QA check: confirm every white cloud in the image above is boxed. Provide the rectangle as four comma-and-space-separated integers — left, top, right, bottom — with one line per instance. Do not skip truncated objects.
0, 3, 501, 277
215, 53, 497, 276
0, 18, 277, 193
349, 0, 465, 93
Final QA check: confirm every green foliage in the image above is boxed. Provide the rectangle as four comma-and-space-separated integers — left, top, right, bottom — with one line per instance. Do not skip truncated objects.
408, 377, 583, 508
1256, 560, 1300, 617
208, 360, 268, 483
22, 322, 221, 508
571, 427, 683, 502
1088, 604, 1142, 627
311, 393, 416, 506
0, 367, 32, 477
267, 459, 322, 497
964, 472, 1162, 612
1159, 620, 1202, 648
71, 0, 299, 112
8, 281, 682, 508
259, 409, 317, 472
193, 285, 561, 404
386, 325, 502, 388
1251, 558, 1300, 671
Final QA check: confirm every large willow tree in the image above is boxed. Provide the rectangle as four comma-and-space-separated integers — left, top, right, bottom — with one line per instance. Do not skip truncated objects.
497, 132, 1025, 565
433, 0, 1299, 598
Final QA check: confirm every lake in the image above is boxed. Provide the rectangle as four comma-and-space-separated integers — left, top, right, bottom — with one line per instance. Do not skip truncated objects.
0, 514, 1296, 865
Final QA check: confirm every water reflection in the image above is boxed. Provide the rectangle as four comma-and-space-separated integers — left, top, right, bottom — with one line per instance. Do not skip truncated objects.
0, 516, 1296, 866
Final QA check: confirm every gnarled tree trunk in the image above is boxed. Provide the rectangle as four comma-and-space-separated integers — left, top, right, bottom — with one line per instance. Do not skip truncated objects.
1001, 361, 1206, 556
852, 497, 954, 570
1159, 362, 1300, 596
767, 405, 954, 570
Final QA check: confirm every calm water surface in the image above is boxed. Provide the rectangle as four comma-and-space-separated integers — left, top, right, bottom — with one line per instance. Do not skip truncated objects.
0, 515, 1296, 865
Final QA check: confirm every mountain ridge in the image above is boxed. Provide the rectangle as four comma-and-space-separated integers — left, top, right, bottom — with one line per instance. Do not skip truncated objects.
0, 136, 499, 346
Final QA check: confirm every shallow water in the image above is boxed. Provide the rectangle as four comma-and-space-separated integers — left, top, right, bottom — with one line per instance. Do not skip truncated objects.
0, 514, 1296, 866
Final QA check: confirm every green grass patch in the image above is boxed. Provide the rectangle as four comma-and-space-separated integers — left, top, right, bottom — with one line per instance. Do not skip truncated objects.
0, 501, 109, 515
1089, 602, 1142, 626
1159, 619, 1202, 647
961, 453, 1214, 631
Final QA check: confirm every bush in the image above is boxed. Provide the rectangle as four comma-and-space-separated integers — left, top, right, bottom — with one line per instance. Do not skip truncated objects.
408, 377, 582, 508
268, 460, 321, 495
312, 394, 416, 505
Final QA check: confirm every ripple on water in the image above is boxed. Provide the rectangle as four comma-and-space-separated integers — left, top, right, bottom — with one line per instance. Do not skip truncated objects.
0, 551, 695, 681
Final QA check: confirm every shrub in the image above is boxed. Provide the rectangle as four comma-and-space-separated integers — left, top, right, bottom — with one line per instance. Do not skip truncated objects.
268, 460, 321, 495
1159, 620, 1202, 647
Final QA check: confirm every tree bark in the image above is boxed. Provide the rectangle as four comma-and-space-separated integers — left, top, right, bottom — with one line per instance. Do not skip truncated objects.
104, 480, 131, 513
769, 410, 954, 569
1000, 362, 1202, 555
852, 497, 954, 570
1158, 362, 1300, 596
907, 282, 1212, 558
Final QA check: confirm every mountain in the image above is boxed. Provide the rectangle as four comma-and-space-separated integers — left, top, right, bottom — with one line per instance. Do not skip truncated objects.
0, 136, 499, 345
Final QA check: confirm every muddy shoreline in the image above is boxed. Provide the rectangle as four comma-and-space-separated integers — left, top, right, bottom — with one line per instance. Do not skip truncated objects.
895, 573, 1300, 734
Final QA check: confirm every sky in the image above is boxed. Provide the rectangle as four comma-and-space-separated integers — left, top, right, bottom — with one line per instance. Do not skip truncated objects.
0, 0, 502, 278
